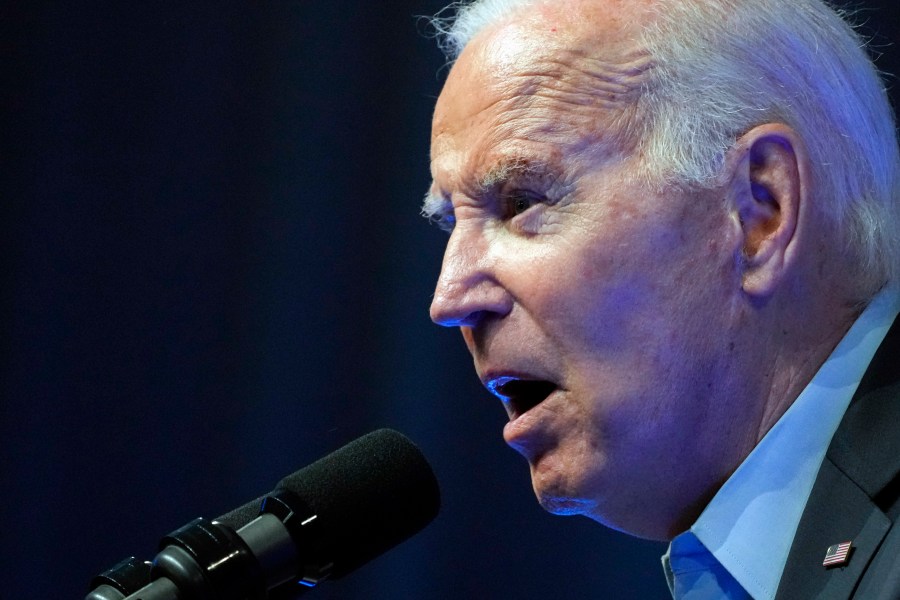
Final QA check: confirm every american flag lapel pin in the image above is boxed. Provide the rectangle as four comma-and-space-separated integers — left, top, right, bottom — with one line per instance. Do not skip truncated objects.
823, 541, 853, 568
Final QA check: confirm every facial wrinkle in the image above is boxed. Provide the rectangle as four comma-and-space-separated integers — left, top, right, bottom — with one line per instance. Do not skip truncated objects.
491, 51, 653, 150
510, 47, 653, 103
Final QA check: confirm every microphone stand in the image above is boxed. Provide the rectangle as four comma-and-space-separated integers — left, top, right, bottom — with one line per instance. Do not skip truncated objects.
85, 490, 325, 600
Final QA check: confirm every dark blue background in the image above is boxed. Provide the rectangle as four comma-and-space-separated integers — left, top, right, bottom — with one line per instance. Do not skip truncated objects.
2, 2, 897, 598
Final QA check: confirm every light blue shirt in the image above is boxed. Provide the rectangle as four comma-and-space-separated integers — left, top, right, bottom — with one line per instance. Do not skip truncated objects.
663, 289, 900, 600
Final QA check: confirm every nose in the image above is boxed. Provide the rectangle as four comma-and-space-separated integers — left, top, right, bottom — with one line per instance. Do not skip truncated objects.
430, 226, 512, 328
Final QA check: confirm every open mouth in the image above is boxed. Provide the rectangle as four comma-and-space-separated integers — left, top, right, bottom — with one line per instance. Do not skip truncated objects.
492, 379, 558, 419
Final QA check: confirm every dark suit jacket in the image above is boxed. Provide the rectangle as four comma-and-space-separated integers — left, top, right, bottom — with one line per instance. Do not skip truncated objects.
775, 316, 900, 599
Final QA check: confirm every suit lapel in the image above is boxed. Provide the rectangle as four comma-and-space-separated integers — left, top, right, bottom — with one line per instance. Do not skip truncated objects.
774, 458, 891, 598
775, 316, 900, 599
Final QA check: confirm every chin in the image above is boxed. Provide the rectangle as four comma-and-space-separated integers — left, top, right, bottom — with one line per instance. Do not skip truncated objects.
528, 452, 602, 517
531, 472, 598, 516
537, 494, 594, 516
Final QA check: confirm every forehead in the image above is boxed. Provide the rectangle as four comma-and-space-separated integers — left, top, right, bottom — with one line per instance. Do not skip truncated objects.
431, 0, 654, 184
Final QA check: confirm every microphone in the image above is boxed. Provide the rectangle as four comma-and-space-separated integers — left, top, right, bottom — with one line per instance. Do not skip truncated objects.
87, 429, 440, 600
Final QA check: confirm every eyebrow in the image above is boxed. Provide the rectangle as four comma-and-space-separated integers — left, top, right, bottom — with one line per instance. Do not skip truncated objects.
479, 157, 533, 189
421, 188, 449, 222
424, 154, 559, 216
472, 155, 557, 197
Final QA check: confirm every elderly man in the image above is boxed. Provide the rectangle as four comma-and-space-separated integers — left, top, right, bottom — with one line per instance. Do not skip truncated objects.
423, 0, 900, 598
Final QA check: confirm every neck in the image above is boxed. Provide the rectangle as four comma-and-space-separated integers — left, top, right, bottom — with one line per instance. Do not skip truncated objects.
744, 282, 861, 445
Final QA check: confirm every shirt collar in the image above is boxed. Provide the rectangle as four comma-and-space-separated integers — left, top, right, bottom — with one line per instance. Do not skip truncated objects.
684, 289, 900, 600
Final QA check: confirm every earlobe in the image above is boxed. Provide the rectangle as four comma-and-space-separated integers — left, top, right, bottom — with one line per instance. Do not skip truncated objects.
728, 124, 806, 298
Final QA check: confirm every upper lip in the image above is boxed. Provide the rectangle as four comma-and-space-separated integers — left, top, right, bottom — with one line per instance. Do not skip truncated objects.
481, 372, 560, 420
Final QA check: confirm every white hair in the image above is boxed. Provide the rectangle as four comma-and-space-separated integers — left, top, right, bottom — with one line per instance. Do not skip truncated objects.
430, 0, 539, 57
430, 0, 900, 298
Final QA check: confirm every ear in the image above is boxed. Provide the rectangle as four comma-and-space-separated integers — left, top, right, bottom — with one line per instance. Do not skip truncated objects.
725, 124, 809, 298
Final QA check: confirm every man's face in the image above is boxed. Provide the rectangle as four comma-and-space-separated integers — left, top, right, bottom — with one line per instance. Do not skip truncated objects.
427, 5, 762, 540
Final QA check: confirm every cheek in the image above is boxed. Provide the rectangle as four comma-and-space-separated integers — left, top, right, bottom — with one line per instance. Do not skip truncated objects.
537, 238, 732, 430
539, 243, 670, 357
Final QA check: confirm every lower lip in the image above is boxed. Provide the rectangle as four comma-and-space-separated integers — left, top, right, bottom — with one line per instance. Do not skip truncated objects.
502, 389, 561, 444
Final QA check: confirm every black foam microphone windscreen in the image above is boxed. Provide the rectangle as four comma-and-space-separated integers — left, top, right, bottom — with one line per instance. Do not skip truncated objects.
275, 428, 440, 577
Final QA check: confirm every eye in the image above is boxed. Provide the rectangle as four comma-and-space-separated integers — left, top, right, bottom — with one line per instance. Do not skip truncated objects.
426, 209, 455, 233
504, 189, 543, 217
435, 212, 456, 233
421, 193, 456, 233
